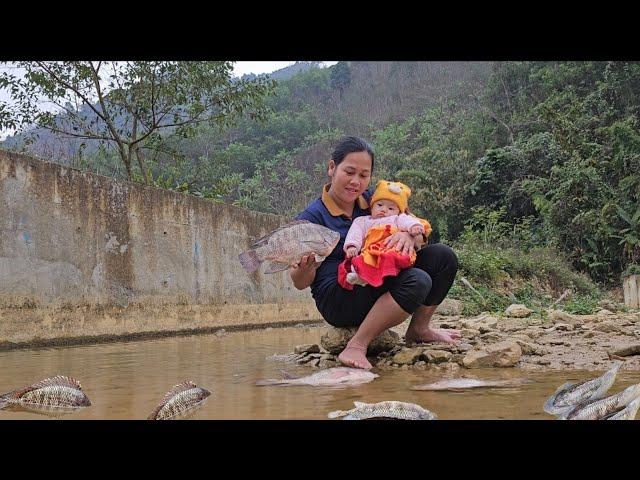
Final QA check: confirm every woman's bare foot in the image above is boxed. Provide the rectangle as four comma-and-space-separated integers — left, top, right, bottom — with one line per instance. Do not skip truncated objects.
338, 339, 373, 370
405, 327, 461, 345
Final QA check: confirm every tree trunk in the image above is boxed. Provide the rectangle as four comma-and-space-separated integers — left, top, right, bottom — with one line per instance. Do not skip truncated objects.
623, 274, 639, 308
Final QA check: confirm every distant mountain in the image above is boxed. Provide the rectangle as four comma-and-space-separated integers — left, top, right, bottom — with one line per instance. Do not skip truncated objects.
239, 62, 325, 82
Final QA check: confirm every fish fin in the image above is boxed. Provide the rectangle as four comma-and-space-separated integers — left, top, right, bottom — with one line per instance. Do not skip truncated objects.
263, 261, 290, 274
238, 250, 262, 273
147, 405, 163, 420
255, 379, 289, 386
161, 381, 198, 404
328, 410, 349, 419
250, 220, 311, 248
31, 375, 83, 391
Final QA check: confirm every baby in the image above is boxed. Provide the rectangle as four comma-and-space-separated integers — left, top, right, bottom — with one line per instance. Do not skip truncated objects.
338, 180, 432, 290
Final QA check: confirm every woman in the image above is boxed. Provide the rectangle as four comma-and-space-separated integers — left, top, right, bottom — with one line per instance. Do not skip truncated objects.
290, 136, 460, 370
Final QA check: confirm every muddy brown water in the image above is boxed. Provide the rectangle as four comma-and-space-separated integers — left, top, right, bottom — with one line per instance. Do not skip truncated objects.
1, 326, 639, 420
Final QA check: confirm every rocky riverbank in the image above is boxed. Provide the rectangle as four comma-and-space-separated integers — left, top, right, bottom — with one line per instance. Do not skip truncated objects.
276, 300, 640, 373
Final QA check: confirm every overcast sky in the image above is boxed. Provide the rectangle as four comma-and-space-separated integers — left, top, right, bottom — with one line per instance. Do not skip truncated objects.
0, 61, 336, 140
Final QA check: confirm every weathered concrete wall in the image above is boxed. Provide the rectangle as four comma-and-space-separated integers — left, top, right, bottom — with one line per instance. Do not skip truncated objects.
0, 151, 320, 348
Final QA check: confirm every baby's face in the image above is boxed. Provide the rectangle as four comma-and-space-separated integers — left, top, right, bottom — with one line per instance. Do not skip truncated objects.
371, 199, 400, 218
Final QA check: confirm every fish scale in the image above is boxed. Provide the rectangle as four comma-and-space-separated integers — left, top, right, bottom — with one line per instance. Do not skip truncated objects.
0, 376, 91, 417
560, 383, 640, 420
148, 382, 211, 420
329, 401, 437, 420
239, 220, 340, 274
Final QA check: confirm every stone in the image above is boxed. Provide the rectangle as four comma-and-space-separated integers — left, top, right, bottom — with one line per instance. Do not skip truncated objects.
608, 344, 640, 357
512, 339, 546, 356
392, 347, 423, 365
505, 304, 533, 318
423, 349, 453, 364
462, 341, 522, 368
461, 316, 499, 333
596, 309, 615, 316
318, 359, 337, 369
320, 327, 400, 355
555, 323, 574, 331
547, 309, 581, 325
457, 342, 473, 351
594, 322, 623, 333
436, 298, 463, 316
461, 328, 481, 338
294, 344, 320, 355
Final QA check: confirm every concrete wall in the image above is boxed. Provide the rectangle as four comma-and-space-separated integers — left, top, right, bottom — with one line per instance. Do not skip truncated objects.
0, 151, 320, 348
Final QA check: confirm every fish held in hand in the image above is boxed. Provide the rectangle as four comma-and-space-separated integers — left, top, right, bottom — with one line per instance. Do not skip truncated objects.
0, 375, 91, 417
238, 220, 340, 274
559, 383, 640, 420
411, 377, 532, 391
255, 367, 378, 387
147, 381, 211, 420
543, 360, 622, 415
328, 401, 437, 420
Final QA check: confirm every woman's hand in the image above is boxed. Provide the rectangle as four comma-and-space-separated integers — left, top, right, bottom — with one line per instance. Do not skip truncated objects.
384, 231, 420, 256
289, 253, 321, 290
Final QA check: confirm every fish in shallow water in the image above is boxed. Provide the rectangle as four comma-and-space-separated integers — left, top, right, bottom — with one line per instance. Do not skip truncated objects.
147, 381, 211, 420
411, 378, 532, 391
0, 375, 91, 417
328, 401, 437, 420
238, 220, 340, 274
543, 361, 622, 415
604, 396, 640, 420
558, 383, 640, 420
255, 367, 378, 387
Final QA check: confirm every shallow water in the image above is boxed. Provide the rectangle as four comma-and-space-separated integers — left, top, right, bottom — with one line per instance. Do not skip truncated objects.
1, 326, 639, 420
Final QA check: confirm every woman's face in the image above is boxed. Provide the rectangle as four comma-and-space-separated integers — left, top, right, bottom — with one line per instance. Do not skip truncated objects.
328, 151, 372, 206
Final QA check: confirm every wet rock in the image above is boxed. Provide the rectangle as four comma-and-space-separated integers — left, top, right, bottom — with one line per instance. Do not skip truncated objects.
308, 358, 320, 367
436, 299, 463, 316
423, 349, 452, 364
462, 316, 499, 333
294, 344, 320, 355
521, 328, 544, 339
536, 359, 551, 365
392, 347, 423, 365
584, 331, 597, 338
320, 327, 399, 355
435, 363, 461, 374
451, 354, 465, 365
505, 304, 533, 318
318, 359, 337, 369
457, 342, 473, 351
462, 341, 522, 368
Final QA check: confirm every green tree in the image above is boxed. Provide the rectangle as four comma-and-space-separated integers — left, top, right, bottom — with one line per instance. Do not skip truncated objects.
0, 61, 275, 183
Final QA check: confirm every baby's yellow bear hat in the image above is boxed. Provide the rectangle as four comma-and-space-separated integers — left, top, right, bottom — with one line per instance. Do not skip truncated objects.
370, 180, 412, 213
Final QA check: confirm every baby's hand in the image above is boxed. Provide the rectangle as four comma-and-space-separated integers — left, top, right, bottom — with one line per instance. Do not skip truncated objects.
409, 225, 425, 237
345, 246, 359, 258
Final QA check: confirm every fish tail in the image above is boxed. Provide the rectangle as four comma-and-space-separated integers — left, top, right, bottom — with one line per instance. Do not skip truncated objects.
238, 250, 262, 273
327, 410, 349, 419
0, 399, 8, 410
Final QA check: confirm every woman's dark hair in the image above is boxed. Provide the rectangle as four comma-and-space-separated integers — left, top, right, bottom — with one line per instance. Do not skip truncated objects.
331, 136, 375, 171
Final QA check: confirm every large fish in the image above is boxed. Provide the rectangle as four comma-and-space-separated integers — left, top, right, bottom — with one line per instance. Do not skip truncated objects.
328, 401, 437, 420
147, 381, 211, 420
255, 367, 378, 387
543, 361, 622, 415
558, 383, 640, 420
604, 396, 640, 420
0, 375, 91, 417
238, 220, 340, 274
411, 378, 532, 391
